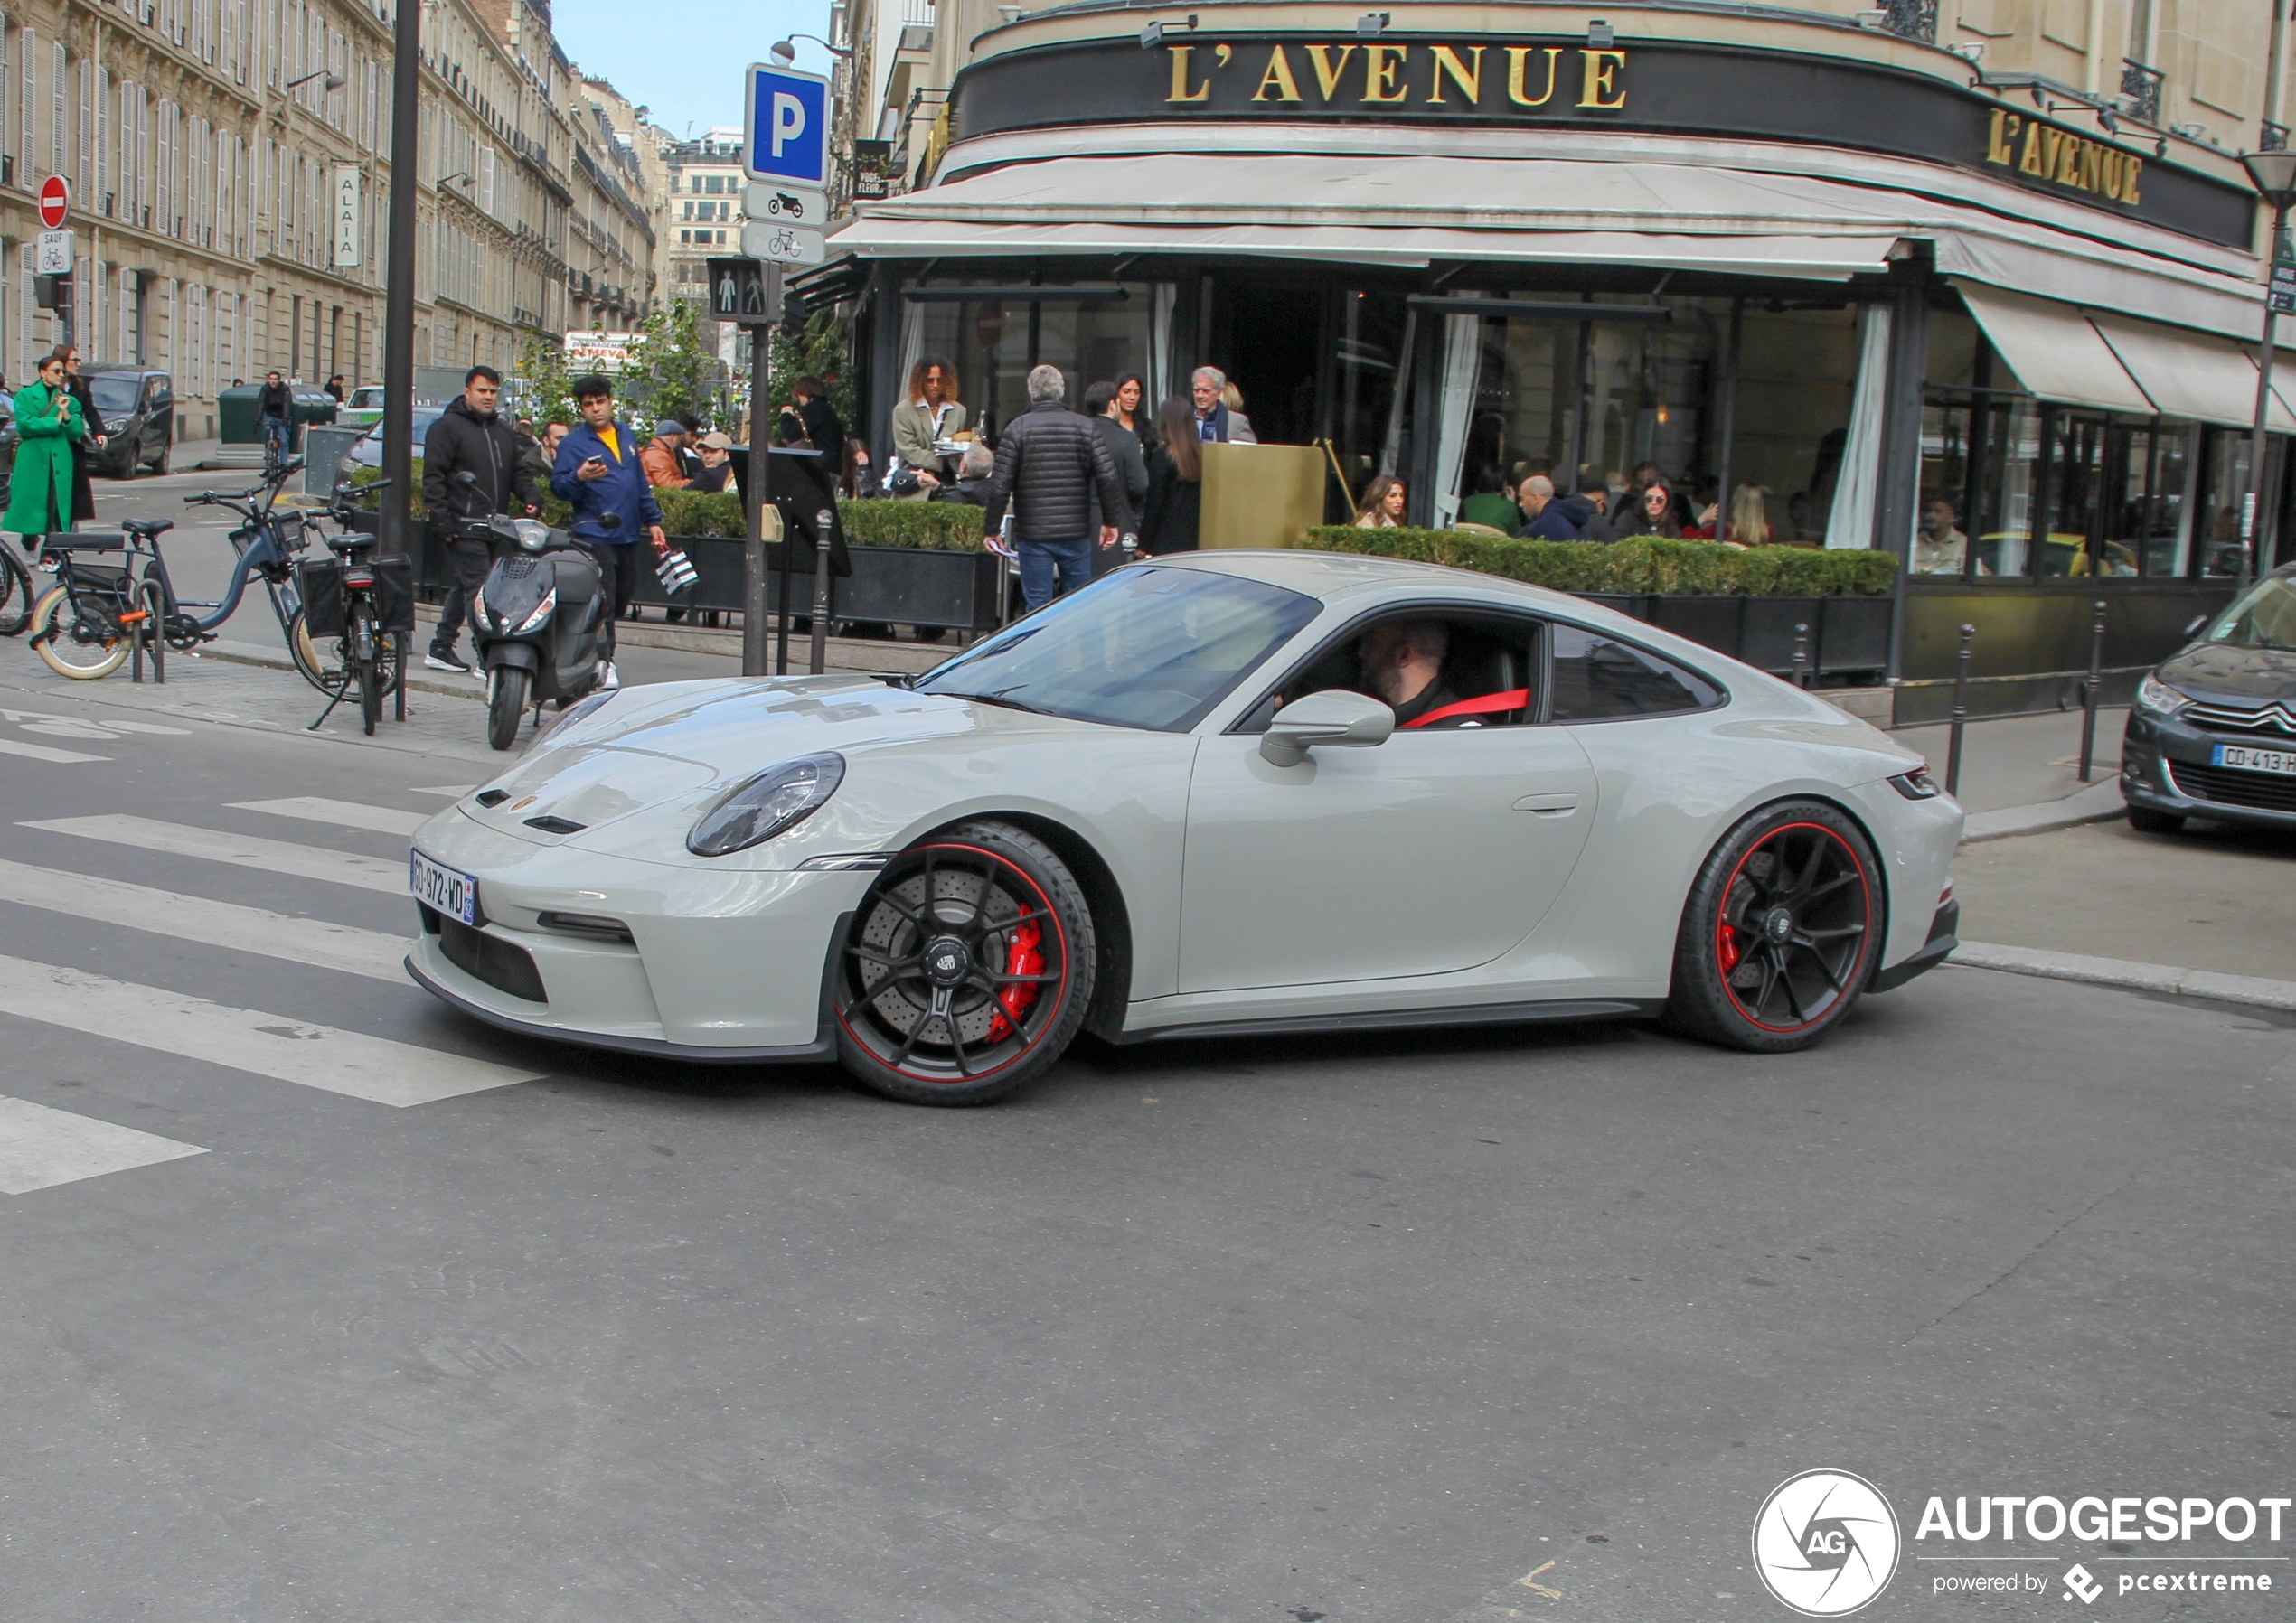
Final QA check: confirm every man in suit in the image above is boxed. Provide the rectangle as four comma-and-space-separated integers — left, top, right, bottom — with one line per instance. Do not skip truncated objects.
1189, 367, 1256, 445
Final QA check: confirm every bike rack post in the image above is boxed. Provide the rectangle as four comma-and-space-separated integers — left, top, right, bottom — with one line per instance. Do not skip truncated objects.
1792, 621, 1811, 689
808, 507, 835, 676
1944, 622, 1974, 797
2077, 597, 2107, 783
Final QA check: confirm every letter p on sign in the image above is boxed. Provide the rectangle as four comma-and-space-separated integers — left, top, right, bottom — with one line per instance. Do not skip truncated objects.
745, 64, 830, 187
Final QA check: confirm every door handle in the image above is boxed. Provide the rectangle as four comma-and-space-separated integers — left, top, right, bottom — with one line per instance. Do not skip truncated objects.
1512, 792, 1580, 815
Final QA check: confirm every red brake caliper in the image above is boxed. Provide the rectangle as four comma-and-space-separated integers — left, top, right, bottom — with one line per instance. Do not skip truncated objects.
1717, 922, 1740, 973
983, 919, 1043, 1043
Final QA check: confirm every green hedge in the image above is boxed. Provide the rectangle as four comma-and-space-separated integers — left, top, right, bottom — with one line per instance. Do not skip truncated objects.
1299, 529, 1897, 596
353, 468, 984, 552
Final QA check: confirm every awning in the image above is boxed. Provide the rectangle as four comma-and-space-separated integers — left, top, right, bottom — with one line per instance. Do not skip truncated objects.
1953, 282, 2153, 415
2089, 313, 2296, 431
840, 138, 2273, 340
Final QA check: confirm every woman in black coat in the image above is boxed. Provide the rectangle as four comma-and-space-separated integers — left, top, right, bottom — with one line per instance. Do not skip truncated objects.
59, 346, 105, 522
1138, 397, 1203, 557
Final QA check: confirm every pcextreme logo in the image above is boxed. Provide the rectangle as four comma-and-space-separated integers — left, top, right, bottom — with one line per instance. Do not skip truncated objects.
1752, 1470, 1903, 1616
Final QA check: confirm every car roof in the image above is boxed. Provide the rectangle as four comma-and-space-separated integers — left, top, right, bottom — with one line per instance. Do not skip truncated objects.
1149, 547, 1596, 615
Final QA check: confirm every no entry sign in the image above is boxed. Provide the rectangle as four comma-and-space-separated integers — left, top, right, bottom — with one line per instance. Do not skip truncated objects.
37, 174, 67, 230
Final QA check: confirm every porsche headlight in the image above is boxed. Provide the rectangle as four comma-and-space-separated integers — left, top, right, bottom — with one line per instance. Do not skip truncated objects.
2135, 674, 2190, 717
687, 753, 845, 856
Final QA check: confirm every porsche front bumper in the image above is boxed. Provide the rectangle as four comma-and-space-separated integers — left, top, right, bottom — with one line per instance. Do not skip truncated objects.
405, 811, 870, 1061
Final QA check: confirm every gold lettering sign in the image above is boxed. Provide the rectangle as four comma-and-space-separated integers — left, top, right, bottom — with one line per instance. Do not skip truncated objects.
1167, 40, 1627, 112
1986, 107, 2141, 204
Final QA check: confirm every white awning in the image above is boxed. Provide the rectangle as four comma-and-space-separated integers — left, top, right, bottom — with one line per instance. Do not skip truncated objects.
2089, 313, 2296, 431
1953, 281, 2154, 414
841, 138, 2272, 341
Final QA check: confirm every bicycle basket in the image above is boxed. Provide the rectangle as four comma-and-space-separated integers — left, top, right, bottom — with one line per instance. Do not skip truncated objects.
371, 557, 417, 635
296, 558, 347, 638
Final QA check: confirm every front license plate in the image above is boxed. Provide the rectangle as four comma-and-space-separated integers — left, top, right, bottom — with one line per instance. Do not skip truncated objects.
2212, 743, 2296, 777
410, 849, 479, 926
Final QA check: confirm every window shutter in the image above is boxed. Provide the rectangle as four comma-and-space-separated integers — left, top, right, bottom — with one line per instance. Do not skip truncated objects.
75, 54, 87, 201
155, 98, 170, 234
49, 41, 62, 181
20, 28, 32, 185
92, 65, 104, 211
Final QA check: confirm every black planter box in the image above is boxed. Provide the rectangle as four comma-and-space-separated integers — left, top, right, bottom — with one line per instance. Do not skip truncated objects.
1819, 595, 1891, 675
1651, 596, 1743, 660
1740, 596, 1822, 673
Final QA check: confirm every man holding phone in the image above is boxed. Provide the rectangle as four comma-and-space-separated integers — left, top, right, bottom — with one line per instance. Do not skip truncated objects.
550, 373, 670, 690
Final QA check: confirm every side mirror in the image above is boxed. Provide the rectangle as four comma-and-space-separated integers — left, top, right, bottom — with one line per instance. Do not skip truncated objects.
454, 469, 479, 487
1259, 689, 1396, 767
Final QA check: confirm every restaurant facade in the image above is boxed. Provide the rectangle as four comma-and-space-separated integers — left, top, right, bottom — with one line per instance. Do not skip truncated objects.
810, 2, 2291, 718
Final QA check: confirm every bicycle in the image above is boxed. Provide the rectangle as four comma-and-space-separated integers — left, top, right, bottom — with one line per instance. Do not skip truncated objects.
297, 480, 410, 736
24, 458, 338, 683
0, 539, 33, 636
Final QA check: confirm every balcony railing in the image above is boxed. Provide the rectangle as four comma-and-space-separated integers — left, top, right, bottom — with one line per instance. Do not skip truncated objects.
2264, 119, 2291, 154
1879, 0, 1935, 42
2121, 58, 2163, 126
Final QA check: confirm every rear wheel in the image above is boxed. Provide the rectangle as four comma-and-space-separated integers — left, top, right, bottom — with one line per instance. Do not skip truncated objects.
486, 665, 529, 751
354, 610, 381, 735
833, 821, 1096, 1106
2125, 805, 2185, 836
1666, 800, 1882, 1054
29, 585, 132, 680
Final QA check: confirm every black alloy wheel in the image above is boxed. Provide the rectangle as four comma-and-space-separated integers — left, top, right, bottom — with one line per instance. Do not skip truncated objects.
1667, 800, 1883, 1054
833, 821, 1096, 1106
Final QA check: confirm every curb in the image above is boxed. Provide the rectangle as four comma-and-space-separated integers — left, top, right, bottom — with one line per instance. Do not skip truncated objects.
1957, 778, 2129, 844
1950, 940, 2296, 1013
196, 641, 484, 703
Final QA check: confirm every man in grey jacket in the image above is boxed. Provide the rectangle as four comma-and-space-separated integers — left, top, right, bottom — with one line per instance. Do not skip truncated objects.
981, 365, 1125, 610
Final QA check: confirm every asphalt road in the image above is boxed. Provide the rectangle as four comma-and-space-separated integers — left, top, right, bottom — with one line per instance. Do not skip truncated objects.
0, 653, 2291, 1622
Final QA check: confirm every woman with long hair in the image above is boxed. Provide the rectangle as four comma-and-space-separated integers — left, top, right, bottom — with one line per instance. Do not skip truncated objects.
1727, 483, 1773, 546
1354, 473, 1407, 529
1139, 397, 1204, 556
1113, 371, 1153, 455
889, 355, 965, 488
1618, 476, 1683, 539
3, 352, 81, 548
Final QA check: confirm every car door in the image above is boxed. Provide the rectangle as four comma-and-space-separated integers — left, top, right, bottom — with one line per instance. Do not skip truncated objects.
1178, 610, 1598, 992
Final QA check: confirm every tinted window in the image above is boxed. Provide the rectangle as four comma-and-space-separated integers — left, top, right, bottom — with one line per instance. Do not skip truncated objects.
89, 376, 142, 413
1548, 625, 1721, 720
916, 566, 1321, 732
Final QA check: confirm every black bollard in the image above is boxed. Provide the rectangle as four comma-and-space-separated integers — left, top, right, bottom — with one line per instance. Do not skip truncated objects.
1792, 621, 1811, 689
809, 507, 836, 676
2077, 598, 2107, 783
1944, 622, 1973, 797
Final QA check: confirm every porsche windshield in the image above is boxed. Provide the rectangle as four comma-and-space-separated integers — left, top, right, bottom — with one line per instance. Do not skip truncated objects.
2205, 573, 2296, 652
916, 567, 1320, 731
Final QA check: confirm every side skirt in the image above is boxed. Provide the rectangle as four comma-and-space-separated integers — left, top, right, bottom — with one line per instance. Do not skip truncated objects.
1115, 997, 1665, 1046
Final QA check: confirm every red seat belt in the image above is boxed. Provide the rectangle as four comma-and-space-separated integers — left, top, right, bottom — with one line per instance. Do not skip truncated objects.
1399, 688, 1532, 728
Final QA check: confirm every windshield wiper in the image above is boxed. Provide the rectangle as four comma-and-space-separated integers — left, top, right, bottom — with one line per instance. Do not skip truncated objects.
940, 689, 1051, 715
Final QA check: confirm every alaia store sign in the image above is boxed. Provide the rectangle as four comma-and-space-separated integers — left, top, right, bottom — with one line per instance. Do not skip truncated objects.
333, 166, 362, 269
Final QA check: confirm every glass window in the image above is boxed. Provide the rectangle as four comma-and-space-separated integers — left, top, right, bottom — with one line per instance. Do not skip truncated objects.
2141, 422, 2195, 576
2202, 571, 2296, 649
908, 285, 1161, 443
1333, 290, 1407, 506
1253, 613, 1540, 727
2197, 427, 2252, 578
1732, 305, 1861, 545
1970, 398, 2041, 581
1548, 625, 1722, 721
1915, 399, 1975, 577
914, 566, 1321, 733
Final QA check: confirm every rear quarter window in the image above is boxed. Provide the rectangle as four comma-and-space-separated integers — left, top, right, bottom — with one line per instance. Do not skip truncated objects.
1548, 624, 1723, 721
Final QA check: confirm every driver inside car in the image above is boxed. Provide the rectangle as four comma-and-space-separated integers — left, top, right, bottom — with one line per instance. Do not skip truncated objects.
1354, 618, 1535, 729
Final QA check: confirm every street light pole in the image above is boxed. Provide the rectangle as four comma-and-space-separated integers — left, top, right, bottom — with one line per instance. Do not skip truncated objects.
2238, 150, 2296, 590
378, 0, 423, 559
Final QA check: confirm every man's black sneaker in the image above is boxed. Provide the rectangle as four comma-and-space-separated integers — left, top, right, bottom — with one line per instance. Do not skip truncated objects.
423, 648, 474, 674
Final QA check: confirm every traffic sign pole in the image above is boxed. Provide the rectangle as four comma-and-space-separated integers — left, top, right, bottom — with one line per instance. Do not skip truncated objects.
739, 260, 787, 678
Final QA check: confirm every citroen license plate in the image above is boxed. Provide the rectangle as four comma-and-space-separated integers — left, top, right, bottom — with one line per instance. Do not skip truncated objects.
2212, 743, 2296, 777
409, 849, 479, 926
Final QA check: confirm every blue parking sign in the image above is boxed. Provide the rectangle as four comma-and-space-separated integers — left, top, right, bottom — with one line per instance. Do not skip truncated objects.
745, 64, 831, 187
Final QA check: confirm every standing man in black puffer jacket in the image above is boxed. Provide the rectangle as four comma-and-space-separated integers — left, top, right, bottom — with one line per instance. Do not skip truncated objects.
980, 365, 1124, 611
421, 364, 543, 674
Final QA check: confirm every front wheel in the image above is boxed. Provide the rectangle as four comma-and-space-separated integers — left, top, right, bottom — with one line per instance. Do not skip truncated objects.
1666, 800, 1883, 1054
833, 821, 1097, 1106
486, 664, 530, 751
29, 586, 133, 680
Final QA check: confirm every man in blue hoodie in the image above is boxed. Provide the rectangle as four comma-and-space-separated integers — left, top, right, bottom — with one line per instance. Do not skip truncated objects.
551, 373, 668, 690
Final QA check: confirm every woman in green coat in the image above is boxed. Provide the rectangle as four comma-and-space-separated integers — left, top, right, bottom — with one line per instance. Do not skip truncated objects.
5, 352, 83, 543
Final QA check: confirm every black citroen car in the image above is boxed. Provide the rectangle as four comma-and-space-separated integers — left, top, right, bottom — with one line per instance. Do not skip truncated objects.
2122, 565, 2296, 834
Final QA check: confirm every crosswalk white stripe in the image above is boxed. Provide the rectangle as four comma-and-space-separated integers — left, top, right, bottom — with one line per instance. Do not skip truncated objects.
0, 1094, 206, 1195
21, 815, 409, 894
0, 953, 541, 1107
0, 737, 108, 764
229, 797, 427, 837
0, 858, 409, 982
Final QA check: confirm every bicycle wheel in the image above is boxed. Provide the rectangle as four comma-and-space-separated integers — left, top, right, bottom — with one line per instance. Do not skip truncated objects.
353, 609, 381, 735
0, 546, 32, 637
29, 586, 132, 680
287, 608, 352, 697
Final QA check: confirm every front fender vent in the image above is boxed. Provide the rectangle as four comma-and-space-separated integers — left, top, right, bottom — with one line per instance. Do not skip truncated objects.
522, 814, 587, 834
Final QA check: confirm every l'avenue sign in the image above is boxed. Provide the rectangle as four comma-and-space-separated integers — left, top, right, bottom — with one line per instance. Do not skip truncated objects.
947, 33, 2251, 249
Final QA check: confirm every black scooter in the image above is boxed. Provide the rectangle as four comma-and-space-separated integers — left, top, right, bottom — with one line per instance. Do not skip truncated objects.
459, 494, 614, 751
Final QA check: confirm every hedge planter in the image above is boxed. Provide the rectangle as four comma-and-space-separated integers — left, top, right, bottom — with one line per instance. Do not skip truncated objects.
1819, 595, 1892, 675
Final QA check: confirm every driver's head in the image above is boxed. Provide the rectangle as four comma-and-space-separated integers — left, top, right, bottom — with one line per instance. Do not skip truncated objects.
1358, 619, 1449, 708
462, 364, 502, 416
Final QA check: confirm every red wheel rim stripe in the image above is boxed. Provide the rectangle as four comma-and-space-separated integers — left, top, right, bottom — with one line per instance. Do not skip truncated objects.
1716, 821, 1876, 1035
